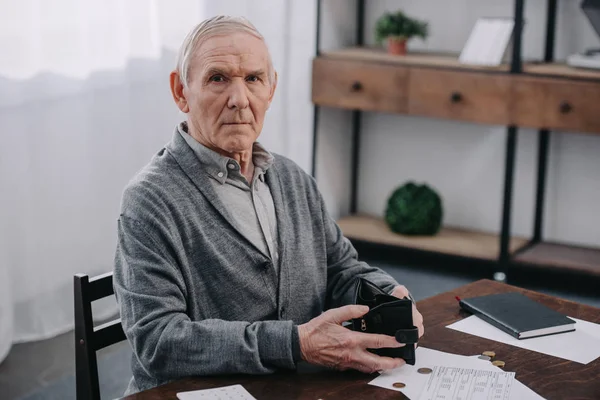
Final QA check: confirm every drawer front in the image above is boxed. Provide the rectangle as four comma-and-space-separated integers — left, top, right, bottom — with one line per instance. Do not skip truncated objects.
512, 77, 600, 134
312, 58, 408, 113
543, 80, 600, 134
408, 69, 511, 125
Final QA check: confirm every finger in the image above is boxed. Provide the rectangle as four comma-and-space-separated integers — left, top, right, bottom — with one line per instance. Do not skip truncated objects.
412, 306, 423, 325
356, 350, 406, 373
391, 285, 409, 299
355, 332, 405, 349
325, 305, 369, 325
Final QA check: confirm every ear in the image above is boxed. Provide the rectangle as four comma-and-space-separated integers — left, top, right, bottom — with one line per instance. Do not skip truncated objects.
267, 70, 278, 107
169, 70, 190, 113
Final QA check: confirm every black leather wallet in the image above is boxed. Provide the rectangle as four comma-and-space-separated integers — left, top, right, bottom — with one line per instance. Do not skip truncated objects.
350, 277, 418, 365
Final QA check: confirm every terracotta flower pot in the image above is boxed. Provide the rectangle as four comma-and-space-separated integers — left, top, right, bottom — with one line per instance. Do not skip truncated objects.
387, 37, 407, 55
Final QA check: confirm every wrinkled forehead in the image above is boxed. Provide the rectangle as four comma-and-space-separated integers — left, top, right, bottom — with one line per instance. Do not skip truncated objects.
191, 33, 270, 76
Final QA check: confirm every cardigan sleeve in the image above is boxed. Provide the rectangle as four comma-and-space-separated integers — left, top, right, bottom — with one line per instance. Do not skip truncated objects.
318, 195, 401, 310
113, 215, 300, 385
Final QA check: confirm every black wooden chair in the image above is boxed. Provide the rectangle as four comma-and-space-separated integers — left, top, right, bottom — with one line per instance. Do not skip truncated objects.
74, 272, 127, 400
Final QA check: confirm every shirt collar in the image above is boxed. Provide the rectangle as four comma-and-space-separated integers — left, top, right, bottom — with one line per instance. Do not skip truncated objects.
177, 121, 273, 184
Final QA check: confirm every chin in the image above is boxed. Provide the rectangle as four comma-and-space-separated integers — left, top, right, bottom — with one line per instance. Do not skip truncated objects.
219, 129, 257, 152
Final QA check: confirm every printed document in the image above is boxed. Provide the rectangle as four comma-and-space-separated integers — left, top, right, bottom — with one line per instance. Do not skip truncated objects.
417, 366, 514, 400
369, 347, 545, 400
177, 384, 256, 400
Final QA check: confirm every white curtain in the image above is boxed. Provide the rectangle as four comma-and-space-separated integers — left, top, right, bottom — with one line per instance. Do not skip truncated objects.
0, 0, 315, 363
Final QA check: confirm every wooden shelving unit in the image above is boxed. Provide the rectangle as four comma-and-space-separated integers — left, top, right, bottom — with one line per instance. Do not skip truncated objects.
319, 47, 510, 72
524, 62, 600, 80
338, 215, 528, 261
312, 0, 600, 279
514, 243, 600, 276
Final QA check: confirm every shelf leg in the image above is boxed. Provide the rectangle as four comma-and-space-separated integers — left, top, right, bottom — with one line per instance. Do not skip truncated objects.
350, 111, 361, 214
349, 0, 365, 214
311, 0, 322, 178
533, 130, 550, 242
499, 127, 518, 277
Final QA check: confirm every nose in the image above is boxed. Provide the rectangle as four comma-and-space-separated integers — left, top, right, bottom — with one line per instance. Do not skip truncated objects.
227, 78, 250, 110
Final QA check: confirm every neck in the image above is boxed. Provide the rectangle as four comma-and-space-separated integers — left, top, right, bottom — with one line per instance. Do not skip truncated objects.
187, 122, 255, 183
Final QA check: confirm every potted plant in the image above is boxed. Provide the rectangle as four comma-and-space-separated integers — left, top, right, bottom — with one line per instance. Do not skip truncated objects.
375, 11, 428, 55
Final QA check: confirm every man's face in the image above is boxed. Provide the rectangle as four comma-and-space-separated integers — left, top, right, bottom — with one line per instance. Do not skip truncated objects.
179, 32, 276, 154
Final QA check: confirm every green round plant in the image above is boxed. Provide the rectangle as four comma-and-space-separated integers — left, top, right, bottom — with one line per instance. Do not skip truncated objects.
375, 11, 429, 44
385, 182, 443, 236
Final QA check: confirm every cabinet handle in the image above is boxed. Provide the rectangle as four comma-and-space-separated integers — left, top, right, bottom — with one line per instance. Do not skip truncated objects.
350, 81, 363, 92
450, 92, 463, 103
559, 102, 572, 114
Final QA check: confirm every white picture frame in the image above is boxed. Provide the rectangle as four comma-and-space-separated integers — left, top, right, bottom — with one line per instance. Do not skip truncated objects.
459, 17, 515, 67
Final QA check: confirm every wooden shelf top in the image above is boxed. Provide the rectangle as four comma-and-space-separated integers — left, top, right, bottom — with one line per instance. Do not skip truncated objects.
523, 62, 600, 80
514, 242, 600, 276
319, 48, 600, 81
319, 47, 510, 72
338, 215, 527, 261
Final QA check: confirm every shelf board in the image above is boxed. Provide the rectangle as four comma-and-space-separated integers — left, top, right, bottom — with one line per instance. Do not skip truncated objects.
338, 215, 527, 261
320, 47, 509, 72
523, 62, 600, 81
514, 242, 600, 276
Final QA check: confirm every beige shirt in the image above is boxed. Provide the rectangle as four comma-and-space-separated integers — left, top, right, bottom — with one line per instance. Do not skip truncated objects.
178, 122, 279, 271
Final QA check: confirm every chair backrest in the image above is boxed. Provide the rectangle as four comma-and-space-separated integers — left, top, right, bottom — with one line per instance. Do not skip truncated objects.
74, 271, 126, 400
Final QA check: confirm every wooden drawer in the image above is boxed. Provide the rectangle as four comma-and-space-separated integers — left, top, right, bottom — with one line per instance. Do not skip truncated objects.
312, 57, 408, 113
408, 69, 511, 125
513, 77, 600, 134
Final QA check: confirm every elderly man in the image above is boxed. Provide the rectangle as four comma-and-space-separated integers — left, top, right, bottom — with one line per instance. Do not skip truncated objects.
113, 15, 424, 395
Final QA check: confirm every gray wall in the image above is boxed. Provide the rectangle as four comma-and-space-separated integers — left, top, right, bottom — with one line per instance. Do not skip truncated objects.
316, 0, 600, 248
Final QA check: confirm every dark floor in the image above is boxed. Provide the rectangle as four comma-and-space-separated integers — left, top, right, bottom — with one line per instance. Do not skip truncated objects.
1, 259, 599, 400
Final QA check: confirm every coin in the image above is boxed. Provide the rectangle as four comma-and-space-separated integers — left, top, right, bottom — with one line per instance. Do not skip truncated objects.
393, 382, 406, 388
417, 367, 433, 374
482, 351, 496, 358
492, 360, 505, 368
478, 355, 491, 361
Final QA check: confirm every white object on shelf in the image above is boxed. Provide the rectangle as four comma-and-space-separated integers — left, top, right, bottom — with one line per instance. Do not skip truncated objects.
459, 18, 515, 67
566, 52, 600, 70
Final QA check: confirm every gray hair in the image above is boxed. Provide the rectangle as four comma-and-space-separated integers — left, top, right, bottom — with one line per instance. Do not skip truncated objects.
176, 15, 275, 88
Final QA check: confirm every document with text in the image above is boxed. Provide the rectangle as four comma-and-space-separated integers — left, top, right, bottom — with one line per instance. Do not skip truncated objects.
418, 366, 514, 400
176, 384, 256, 400
369, 347, 544, 400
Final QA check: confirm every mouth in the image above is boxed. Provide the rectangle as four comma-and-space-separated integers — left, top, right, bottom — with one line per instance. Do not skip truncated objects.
222, 122, 250, 125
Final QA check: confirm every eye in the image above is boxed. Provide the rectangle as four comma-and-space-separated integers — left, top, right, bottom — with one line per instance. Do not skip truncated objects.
246, 75, 259, 83
209, 74, 225, 83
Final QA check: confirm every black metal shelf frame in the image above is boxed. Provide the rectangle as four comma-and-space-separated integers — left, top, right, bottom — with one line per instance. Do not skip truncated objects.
311, 0, 565, 281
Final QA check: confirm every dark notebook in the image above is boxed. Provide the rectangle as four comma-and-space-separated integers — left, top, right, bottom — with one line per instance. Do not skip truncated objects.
459, 292, 576, 340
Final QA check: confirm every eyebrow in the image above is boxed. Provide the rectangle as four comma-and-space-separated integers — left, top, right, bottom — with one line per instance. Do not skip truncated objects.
204, 67, 266, 77
247, 69, 266, 77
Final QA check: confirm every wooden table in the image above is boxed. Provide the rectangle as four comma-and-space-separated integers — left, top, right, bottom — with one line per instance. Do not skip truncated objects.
122, 279, 600, 400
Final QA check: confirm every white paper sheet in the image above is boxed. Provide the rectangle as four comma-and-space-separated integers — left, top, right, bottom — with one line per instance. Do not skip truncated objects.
369, 347, 545, 400
177, 384, 256, 400
417, 366, 514, 400
446, 316, 600, 364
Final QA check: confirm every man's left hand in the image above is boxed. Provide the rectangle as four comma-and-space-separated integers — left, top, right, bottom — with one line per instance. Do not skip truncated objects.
391, 285, 424, 340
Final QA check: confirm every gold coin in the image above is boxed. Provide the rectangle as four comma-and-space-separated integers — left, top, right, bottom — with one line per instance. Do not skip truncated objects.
482, 351, 496, 358
393, 382, 406, 388
492, 360, 505, 368
478, 355, 491, 361
417, 367, 433, 374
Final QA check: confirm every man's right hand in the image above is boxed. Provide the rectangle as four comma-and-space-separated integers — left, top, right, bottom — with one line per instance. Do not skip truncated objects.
297, 305, 406, 374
